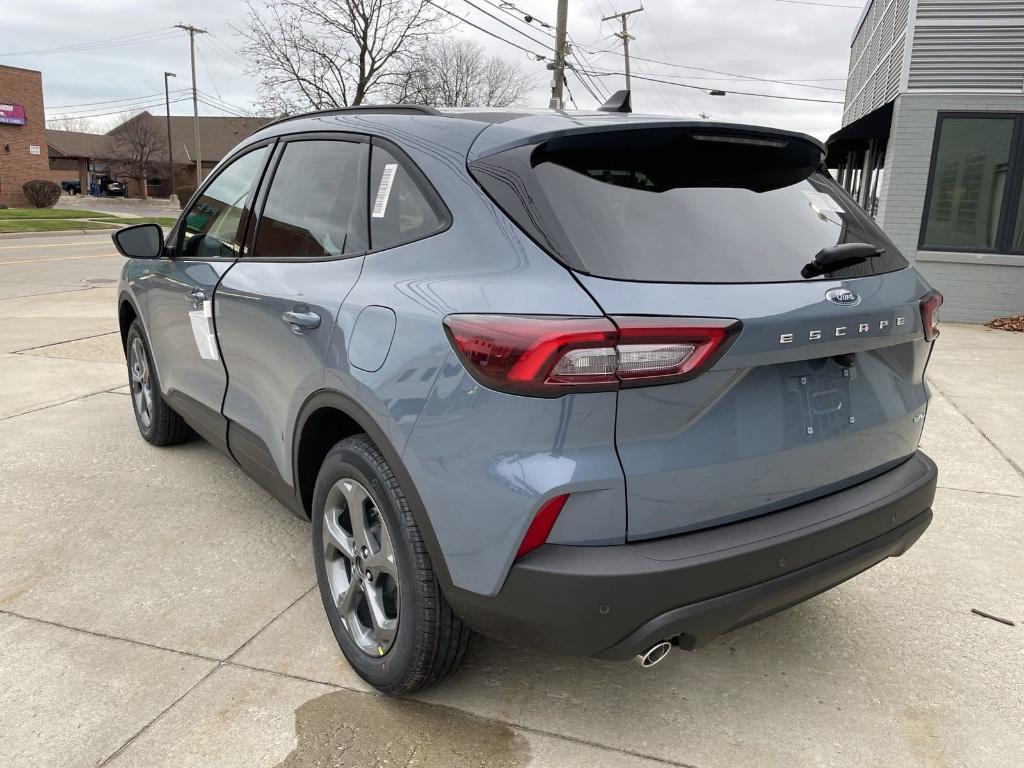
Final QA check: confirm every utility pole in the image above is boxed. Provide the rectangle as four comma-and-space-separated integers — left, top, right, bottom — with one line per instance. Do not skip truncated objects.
602, 7, 643, 90
163, 72, 177, 202
174, 23, 207, 185
549, 0, 569, 110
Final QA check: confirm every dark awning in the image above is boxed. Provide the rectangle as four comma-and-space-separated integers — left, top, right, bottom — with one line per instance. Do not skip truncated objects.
825, 101, 894, 167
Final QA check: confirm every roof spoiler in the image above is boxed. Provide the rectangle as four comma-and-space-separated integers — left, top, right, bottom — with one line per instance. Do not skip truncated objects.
598, 90, 632, 114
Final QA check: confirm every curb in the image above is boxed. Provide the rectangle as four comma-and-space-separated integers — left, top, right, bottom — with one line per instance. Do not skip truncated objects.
0, 223, 173, 241
0, 228, 116, 240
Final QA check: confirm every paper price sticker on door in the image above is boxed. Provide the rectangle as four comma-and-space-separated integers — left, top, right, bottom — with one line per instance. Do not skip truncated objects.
372, 163, 398, 218
189, 300, 220, 361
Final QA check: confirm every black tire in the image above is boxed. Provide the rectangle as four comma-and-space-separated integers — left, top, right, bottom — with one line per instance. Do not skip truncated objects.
312, 434, 472, 695
125, 320, 191, 446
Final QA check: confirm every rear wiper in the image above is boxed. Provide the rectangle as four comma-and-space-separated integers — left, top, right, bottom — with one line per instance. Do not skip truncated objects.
801, 242, 883, 279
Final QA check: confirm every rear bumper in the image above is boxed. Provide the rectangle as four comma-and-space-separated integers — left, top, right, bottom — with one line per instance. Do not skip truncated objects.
446, 451, 937, 659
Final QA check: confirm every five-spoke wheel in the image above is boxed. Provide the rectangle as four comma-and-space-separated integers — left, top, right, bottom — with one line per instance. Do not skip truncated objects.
322, 477, 400, 657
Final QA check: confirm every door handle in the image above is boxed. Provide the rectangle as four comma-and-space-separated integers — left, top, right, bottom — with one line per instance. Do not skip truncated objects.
186, 288, 207, 308
282, 308, 321, 334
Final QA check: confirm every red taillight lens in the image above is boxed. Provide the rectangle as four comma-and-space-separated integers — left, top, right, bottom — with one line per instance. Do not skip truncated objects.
920, 291, 943, 342
444, 315, 739, 395
516, 494, 570, 559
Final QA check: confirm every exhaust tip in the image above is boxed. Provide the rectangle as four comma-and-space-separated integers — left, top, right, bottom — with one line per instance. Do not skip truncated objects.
636, 640, 672, 668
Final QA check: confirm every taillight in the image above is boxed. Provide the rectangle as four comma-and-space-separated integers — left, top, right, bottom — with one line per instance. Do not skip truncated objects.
443, 315, 739, 396
920, 291, 943, 342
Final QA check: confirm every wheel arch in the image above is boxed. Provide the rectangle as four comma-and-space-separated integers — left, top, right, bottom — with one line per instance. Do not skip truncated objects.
117, 293, 141, 355
292, 389, 453, 588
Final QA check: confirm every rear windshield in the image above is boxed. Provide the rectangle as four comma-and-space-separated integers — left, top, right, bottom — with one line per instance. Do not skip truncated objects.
470, 127, 907, 283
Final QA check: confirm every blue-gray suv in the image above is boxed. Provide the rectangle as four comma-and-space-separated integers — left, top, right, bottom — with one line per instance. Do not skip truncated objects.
114, 104, 940, 694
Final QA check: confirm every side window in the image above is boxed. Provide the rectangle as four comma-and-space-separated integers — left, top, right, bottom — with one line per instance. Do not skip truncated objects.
179, 145, 270, 259
253, 140, 368, 259
369, 145, 449, 251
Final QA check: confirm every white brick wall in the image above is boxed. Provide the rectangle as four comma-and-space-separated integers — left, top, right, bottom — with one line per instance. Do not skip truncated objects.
877, 93, 1024, 323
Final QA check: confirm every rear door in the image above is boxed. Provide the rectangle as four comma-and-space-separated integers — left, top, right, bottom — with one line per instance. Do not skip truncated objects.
142, 143, 272, 447
214, 135, 369, 504
470, 124, 936, 540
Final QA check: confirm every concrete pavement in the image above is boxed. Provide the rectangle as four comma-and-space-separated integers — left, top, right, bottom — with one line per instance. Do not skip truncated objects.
1, 233, 1021, 767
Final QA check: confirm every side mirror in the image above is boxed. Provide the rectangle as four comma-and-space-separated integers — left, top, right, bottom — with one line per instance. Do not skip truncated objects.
112, 223, 164, 259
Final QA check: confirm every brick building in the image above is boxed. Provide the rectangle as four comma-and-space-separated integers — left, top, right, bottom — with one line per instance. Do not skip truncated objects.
0, 65, 51, 207
46, 113, 271, 198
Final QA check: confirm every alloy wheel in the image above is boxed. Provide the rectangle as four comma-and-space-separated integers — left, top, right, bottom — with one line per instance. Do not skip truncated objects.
322, 478, 400, 656
129, 336, 153, 429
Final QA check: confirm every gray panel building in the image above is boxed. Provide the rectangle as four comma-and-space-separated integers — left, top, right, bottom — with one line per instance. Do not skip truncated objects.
828, 0, 1024, 322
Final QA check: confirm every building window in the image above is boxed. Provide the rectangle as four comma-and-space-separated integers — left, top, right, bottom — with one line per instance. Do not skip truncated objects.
920, 114, 1023, 253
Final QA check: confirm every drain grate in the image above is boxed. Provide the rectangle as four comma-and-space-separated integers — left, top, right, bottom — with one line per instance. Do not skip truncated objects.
81, 278, 117, 285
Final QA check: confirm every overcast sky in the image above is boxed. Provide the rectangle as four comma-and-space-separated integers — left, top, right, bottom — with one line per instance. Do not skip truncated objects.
2, 0, 863, 140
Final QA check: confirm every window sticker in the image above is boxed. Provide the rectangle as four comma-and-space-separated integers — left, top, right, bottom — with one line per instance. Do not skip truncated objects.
372, 163, 399, 218
803, 191, 845, 218
189, 299, 219, 361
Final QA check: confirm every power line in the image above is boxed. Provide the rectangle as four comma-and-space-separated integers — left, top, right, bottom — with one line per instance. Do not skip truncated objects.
195, 42, 223, 100
197, 97, 249, 118
46, 90, 190, 110
773, 0, 862, 7
578, 46, 847, 91
583, 70, 845, 104
424, 0, 548, 59
451, 0, 551, 49
1, 28, 177, 57
46, 96, 192, 123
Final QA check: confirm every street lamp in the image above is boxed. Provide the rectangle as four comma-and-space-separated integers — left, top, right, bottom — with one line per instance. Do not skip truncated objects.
164, 72, 177, 201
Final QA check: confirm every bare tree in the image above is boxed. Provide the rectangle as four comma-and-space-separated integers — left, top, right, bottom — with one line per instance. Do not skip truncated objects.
46, 114, 99, 133
236, 0, 444, 113
391, 38, 533, 108
108, 115, 166, 199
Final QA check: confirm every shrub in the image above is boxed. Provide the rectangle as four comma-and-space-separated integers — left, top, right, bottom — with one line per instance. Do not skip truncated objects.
22, 179, 62, 208
176, 185, 197, 208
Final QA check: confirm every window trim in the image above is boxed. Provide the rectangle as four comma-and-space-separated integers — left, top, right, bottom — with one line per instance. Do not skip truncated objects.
918, 111, 1024, 256
168, 138, 277, 262
366, 136, 452, 255
245, 132, 372, 264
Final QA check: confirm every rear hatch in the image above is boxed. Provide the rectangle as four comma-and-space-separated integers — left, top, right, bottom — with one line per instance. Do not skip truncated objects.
470, 120, 936, 540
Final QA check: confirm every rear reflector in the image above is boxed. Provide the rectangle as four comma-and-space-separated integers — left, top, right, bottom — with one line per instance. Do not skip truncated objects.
920, 291, 943, 342
444, 315, 740, 396
516, 494, 570, 559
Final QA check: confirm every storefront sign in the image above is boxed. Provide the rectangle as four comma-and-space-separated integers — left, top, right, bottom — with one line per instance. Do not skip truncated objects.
0, 103, 27, 125
29, 145, 40, 155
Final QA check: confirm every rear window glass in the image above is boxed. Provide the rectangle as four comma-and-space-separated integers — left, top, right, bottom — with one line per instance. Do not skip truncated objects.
470, 128, 907, 283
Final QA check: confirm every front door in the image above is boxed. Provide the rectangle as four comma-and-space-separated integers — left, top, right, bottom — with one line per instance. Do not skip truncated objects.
215, 136, 369, 503
143, 143, 272, 447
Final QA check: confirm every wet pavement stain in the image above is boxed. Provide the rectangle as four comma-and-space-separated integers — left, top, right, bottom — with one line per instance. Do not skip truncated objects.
275, 688, 531, 767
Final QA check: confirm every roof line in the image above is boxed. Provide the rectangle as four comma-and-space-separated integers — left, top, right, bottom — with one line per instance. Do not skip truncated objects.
253, 104, 441, 135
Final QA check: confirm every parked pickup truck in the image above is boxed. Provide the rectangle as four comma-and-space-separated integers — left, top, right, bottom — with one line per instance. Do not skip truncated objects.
61, 180, 81, 195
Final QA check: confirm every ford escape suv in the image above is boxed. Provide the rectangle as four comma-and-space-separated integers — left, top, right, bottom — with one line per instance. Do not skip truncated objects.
113, 103, 940, 695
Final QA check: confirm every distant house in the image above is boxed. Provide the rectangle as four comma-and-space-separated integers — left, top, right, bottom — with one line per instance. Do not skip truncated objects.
827, 0, 1024, 323
46, 111, 271, 198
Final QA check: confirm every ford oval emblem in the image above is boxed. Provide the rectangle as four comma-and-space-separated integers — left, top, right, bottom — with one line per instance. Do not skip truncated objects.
826, 287, 860, 307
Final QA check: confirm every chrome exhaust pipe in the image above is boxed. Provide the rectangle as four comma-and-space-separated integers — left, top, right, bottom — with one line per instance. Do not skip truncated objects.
636, 640, 672, 668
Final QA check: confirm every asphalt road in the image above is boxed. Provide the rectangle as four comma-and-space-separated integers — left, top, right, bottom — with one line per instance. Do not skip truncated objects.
1, 231, 1021, 767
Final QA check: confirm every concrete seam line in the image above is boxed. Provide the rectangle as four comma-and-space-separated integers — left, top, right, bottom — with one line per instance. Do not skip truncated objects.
12, 330, 120, 355
97, 662, 224, 767
0, 286, 92, 302
0, 385, 126, 422
930, 382, 1024, 480
936, 484, 1024, 500
0, 608, 222, 665
223, 584, 318, 664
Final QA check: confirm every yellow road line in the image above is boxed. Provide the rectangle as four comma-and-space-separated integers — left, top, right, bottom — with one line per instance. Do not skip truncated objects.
0, 239, 112, 251
0, 253, 118, 266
